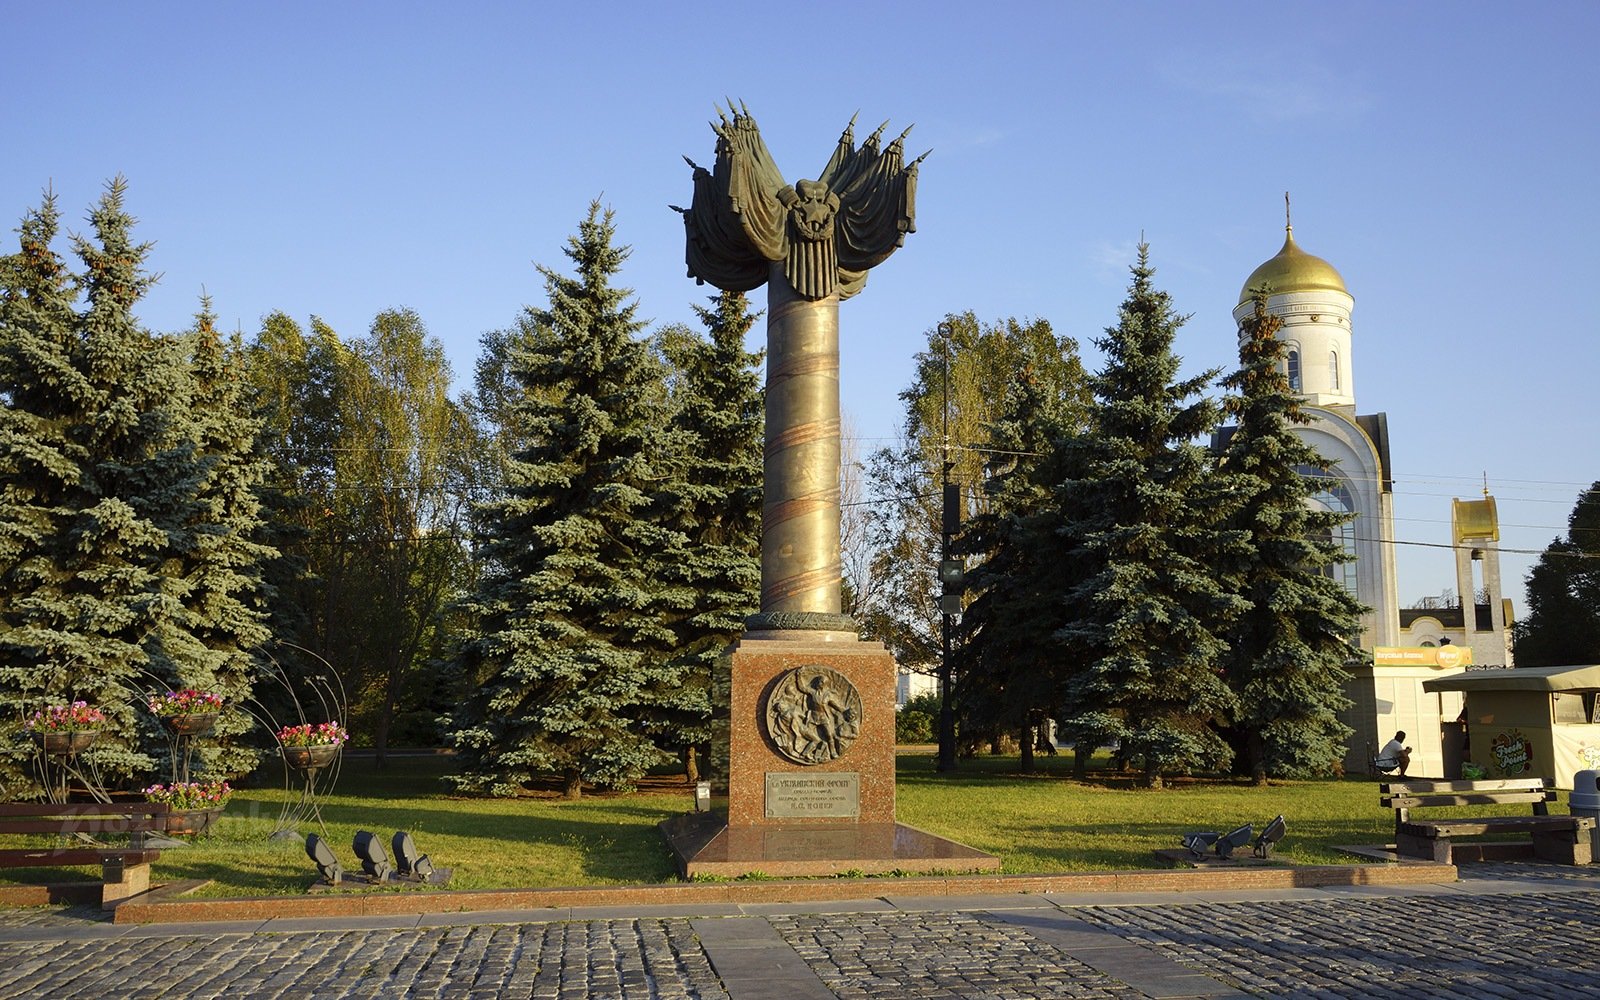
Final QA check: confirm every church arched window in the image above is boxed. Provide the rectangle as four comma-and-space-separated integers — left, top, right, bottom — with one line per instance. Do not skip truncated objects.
1329, 351, 1340, 391
1286, 347, 1301, 391
1298, 465, 1359, 597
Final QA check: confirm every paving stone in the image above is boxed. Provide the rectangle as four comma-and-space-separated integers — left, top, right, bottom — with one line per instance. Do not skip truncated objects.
5, 861, 1600, 997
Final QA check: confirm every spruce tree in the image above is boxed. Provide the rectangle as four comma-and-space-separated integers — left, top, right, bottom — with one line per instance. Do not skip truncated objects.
1053, 245, 1242, 786
0, 194, 86, 790
0, 181, 187, 782
863, 313, 1091, 763
157, 301, 275, 778
1217, 293, 1365, 782
648, 290, 763, 782
450, 203, 685, 799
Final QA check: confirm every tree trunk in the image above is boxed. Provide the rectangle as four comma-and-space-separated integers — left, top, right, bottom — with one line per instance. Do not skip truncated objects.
373, 708, 391, 770
683, 746, 700, 784
1249, 731, 1268, 786
1073, 744, 1091, 780
563, 772, 583, 800
1141, 757, 1163, 789
1019, 724, 1035, 773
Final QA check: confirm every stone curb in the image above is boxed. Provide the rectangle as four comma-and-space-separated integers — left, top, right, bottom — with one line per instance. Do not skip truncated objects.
95, 860, 1456, 925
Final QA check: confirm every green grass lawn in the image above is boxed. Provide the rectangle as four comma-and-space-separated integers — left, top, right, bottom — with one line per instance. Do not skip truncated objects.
0, 752, 1562, 897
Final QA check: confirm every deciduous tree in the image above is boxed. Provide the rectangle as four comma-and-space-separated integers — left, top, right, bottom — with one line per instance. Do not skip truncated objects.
1513, 482, 1600, 667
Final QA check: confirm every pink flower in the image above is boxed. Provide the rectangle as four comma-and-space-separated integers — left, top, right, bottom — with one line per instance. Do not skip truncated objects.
24, 702, 105, 732
144, 780, 232, 810
276, 721, 350, 747
147, 690, 224, 716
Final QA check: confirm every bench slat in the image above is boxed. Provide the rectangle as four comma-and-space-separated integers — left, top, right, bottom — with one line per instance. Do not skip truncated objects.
1380, 779, 1548, 794
1402, 816, 1588, 838
1381, 791, 1553, 809
0, 803, 169, 817
0, 848, 162, 868
0, 818, 168, 835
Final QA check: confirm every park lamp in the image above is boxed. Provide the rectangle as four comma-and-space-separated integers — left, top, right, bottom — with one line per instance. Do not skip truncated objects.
1213, 823, 1254, 860
1252, 815, 1287, 859
306, 833, 343, 885
938, 557, 965, 615
392, 830, 434, 880
352, 830, 393, 882
1182, 831, 1219, 857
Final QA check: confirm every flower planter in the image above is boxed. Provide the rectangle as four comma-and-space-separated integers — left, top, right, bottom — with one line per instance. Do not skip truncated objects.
162, 807, 223, 837
32, 730, 98, 756
161, 712, 218, 737
282, 743, 341, 771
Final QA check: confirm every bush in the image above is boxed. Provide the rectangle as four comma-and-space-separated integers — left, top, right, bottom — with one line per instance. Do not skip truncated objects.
896, 709, 934, 744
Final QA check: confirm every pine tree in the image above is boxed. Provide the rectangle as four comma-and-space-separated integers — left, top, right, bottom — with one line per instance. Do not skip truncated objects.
1053, 245, 1242, 786
450, 203, 685, 799
1217, 293, 1365, 782
648, 290, 763, 782
1513, 482, 1600, 667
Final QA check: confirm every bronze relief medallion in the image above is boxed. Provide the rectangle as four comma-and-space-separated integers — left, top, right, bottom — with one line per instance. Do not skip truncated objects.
763, 665, 863, 765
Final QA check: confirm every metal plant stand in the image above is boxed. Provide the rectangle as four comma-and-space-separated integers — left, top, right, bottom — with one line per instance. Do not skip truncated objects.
271, 743, 342, 841
30, 731, 112, 805
159, 712, 217, 785
243, 641, 350, 843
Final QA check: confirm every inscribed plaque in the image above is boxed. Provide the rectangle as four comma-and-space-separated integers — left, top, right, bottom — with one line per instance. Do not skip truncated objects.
764, 772, 860, 819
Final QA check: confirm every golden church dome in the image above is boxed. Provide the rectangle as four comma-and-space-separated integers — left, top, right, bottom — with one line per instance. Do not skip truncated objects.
1238, 227, 1348, 305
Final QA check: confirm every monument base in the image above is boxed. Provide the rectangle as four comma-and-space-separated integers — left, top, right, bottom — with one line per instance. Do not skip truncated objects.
725, 634, 898, 826
660, 813, 1000, 878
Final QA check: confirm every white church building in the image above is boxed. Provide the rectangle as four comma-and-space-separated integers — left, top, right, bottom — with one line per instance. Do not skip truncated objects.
1231, 215, 1513, 776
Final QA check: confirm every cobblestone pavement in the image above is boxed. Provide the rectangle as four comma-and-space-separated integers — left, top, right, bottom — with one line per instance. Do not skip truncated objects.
3, 863, 1600, 999
0, 918, 728, 1000
1070, 887, 1600, 999
770, 910, 1166, 999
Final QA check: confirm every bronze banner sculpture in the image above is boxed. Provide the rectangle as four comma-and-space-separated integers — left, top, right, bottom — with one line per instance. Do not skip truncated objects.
677, 104, 924, 633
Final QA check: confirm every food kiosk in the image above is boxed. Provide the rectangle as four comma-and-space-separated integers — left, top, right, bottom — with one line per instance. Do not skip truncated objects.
1423, 665, 1600, 789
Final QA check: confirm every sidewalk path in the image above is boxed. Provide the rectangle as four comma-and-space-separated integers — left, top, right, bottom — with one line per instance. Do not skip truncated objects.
2, 862, 1597, 998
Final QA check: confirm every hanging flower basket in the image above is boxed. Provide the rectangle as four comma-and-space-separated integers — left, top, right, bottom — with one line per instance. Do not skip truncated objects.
282, 743, 342, 771
149, 691, 223, 737
162, 807, 223, 837
25, 702, 105, 755
161, 712, 218, 737
145, 781, 230, 835
32, 729, 98, 756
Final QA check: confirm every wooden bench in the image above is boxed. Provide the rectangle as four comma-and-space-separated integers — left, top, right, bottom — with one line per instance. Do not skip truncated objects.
0, 802, 169, 907
1380, 778, 1594, 865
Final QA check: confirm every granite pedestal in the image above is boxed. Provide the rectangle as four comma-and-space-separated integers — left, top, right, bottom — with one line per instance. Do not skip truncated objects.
665, 633, 999, 878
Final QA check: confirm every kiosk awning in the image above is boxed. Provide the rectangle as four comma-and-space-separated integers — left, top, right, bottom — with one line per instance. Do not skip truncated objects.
1423, 664, 1600, 693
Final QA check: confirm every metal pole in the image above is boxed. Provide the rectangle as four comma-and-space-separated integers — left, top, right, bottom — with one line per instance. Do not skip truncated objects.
937, 325, 956, 772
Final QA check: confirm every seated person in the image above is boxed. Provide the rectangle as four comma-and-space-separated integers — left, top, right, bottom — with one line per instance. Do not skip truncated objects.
1375, 731, 1412, 776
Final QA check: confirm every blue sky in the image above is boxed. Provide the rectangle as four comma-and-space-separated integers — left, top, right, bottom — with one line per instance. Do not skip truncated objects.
4, 2, 1596, 610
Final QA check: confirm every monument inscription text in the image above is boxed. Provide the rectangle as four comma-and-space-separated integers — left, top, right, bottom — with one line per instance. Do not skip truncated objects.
764, 772, 860, 819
